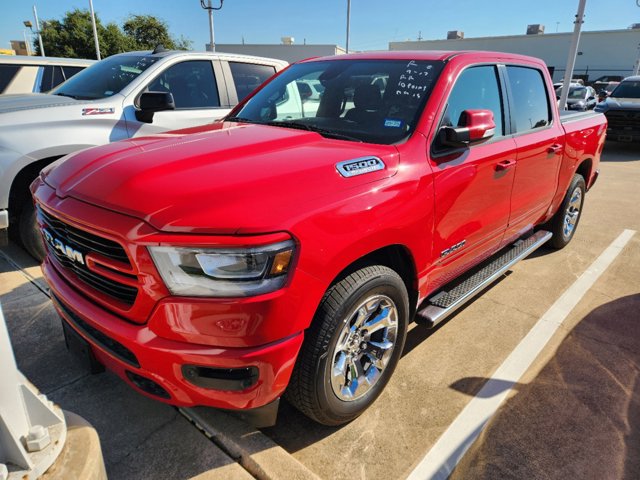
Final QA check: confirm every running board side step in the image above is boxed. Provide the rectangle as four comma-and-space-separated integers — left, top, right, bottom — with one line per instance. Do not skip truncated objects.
416, 230, 553, 328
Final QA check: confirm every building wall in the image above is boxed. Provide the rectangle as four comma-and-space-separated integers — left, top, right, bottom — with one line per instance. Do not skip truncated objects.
390, 29, 640, 82
215, 44, 345, 64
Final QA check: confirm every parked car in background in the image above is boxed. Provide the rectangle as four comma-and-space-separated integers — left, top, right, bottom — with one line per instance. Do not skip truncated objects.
33, 50, 605, 426
595, 75, 640, 142
590, 75, 624, 92
0, 48, 287, 259
0, 55, 94, 94
597, 81, 620, 101
556, 85, 597, 110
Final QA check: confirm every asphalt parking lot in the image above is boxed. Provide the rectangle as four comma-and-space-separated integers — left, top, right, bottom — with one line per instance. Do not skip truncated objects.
1, 142, 638, 480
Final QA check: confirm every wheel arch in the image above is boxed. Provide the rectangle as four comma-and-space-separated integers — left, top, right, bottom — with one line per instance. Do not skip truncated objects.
8, 155, 63, 221
576, 157, 592, 186
325, 244, 419, 319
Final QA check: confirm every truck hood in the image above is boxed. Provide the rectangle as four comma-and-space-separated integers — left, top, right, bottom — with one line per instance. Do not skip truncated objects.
603, 97, 640, 109
0, 93, 77, 114
44, 123, 400, 234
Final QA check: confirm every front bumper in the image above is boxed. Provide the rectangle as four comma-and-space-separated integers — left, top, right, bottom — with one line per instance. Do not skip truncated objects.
44, 257, 304, 410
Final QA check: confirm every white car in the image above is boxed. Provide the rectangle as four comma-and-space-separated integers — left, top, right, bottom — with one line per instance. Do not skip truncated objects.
0, 55, 94, 94
0, 48, 287, 258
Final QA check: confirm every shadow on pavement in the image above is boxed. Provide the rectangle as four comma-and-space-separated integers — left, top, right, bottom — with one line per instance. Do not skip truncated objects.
449, 293, 640, 480
601, 142, 640, 162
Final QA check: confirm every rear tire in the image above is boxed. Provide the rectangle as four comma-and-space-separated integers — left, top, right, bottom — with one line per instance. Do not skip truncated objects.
19, 202, 46, 262
547, 173, 586, 249
286, 265, 409, 426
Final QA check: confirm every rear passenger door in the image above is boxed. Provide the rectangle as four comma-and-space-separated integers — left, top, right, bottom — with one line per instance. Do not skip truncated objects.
222, 61, 277, 104
502, 65, 564, 241
125, 59, 230, 136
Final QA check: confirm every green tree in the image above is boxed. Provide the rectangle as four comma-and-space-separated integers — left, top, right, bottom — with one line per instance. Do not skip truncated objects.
123, 15, 192, 51
37, 9, 191, 59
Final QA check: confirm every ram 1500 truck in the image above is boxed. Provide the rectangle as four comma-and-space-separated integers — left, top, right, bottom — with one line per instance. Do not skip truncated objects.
594, 75, 640, 142
1, 48, 287, 259
32, 51, 605, 426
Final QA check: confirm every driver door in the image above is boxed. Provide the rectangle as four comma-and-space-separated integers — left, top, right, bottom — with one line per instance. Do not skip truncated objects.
124, 59, 230, 137
427, 64, 517, 291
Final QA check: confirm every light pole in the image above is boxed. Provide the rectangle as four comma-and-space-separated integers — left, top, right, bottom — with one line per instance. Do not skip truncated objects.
32, 5, 45, 57
346, 0, 351, 54
558, 0, 587, 111
634, 43, 640, 76
200, 0, 224, 52
88, 0, 101, 60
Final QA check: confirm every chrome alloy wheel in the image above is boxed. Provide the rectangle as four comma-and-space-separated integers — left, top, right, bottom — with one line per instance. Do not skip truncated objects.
563, 187, 583, 239
330, 294, 398, 402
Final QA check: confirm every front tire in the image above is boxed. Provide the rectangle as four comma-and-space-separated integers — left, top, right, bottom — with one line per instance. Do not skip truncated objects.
547, 173, 586, 249
286, 265, 409, 426
19, 202, 46, 262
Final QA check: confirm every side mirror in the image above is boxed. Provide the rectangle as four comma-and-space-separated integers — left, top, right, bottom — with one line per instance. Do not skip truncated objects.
296, 82, 313, 102
136, 91, 175, 123
588, 96, 596, 101
439, 109, 496, 148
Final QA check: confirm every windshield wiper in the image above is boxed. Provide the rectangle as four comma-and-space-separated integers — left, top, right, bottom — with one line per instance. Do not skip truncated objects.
225, 116, 261, 124
266, 121, 363, 142
53, 92, 79, 99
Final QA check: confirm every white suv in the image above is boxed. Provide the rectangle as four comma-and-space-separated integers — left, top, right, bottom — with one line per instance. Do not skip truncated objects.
0, 48, 287, 258
0, 55, 95, 94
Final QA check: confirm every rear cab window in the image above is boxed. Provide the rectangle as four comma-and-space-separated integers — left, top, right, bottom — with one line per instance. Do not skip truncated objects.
229, 62, 276, 101
0, 65, 20, 93
505, 66, 551, 132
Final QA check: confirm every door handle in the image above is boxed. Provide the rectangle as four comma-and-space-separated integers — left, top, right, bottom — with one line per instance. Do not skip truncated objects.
495, 159, 516, 171
548, 144, 563, 154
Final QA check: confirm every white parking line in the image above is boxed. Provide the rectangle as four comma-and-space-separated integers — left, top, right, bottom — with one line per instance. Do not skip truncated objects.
407, 229, 636, 480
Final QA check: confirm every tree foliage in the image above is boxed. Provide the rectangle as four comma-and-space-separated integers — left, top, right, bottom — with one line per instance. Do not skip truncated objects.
36, 9, 191, 59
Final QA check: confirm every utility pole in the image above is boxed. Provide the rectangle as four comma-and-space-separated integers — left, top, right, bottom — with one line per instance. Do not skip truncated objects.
634, 43, 640, 76
32, 5, 44, 57
346, 0, 351, 54
88, 0, 101, 60
201, 0, 224, 52
208, 0, 215, 51
558, 0, 587, 110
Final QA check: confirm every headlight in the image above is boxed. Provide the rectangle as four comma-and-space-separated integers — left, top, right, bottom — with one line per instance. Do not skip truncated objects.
149, 240, 295, 297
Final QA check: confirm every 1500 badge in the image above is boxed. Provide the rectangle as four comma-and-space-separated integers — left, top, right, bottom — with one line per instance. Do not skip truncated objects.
441, 240, 466, 258
336, 157, 385, 177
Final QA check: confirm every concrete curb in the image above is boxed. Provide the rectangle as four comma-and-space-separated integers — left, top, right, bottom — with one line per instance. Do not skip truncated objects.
42, 411, 107, 480
181, 407, 321, 480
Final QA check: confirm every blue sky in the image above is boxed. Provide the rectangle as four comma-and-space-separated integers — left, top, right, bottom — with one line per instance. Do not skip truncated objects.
3, 0, 640, 54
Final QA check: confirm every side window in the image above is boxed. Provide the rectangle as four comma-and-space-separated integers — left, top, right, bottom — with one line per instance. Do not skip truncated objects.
506, 66, 551, 132
50, 66, 65, 91
40, 65, 54, 92
229, 62, 276, 102
444, 65, 504, 137
147, 60, 220, 109
62, 66, 84, 80
0, 65, 20, 93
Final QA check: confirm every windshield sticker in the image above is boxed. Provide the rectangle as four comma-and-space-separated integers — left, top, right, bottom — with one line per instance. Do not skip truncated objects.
394, 60, 433, 100
384, 118, 403, 128
82, 108, 115, 116
336, 157, 385, 178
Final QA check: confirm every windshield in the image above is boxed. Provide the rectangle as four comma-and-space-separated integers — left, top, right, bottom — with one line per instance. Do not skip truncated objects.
611, 80, 640, 99
51, 54, 159, 100
568, 87, 587, 99
230, 59, 444, 144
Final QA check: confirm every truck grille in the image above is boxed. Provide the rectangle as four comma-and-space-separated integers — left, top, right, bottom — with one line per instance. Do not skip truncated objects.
37, 206, 138, 306
605, 110, 640, 131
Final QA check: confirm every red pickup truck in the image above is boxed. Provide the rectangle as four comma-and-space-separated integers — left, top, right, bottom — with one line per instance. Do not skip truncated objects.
32, 51, 605, 426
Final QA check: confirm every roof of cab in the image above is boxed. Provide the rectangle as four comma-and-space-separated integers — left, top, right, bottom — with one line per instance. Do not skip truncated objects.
0, 55, 95, 66
298, 50, 546, 66
115, 49, 288, 66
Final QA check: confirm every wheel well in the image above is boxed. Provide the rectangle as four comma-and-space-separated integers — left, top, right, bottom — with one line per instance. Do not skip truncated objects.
331, 245, 419, 318
8, 156, 62, 223
576, 158, 592, 185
